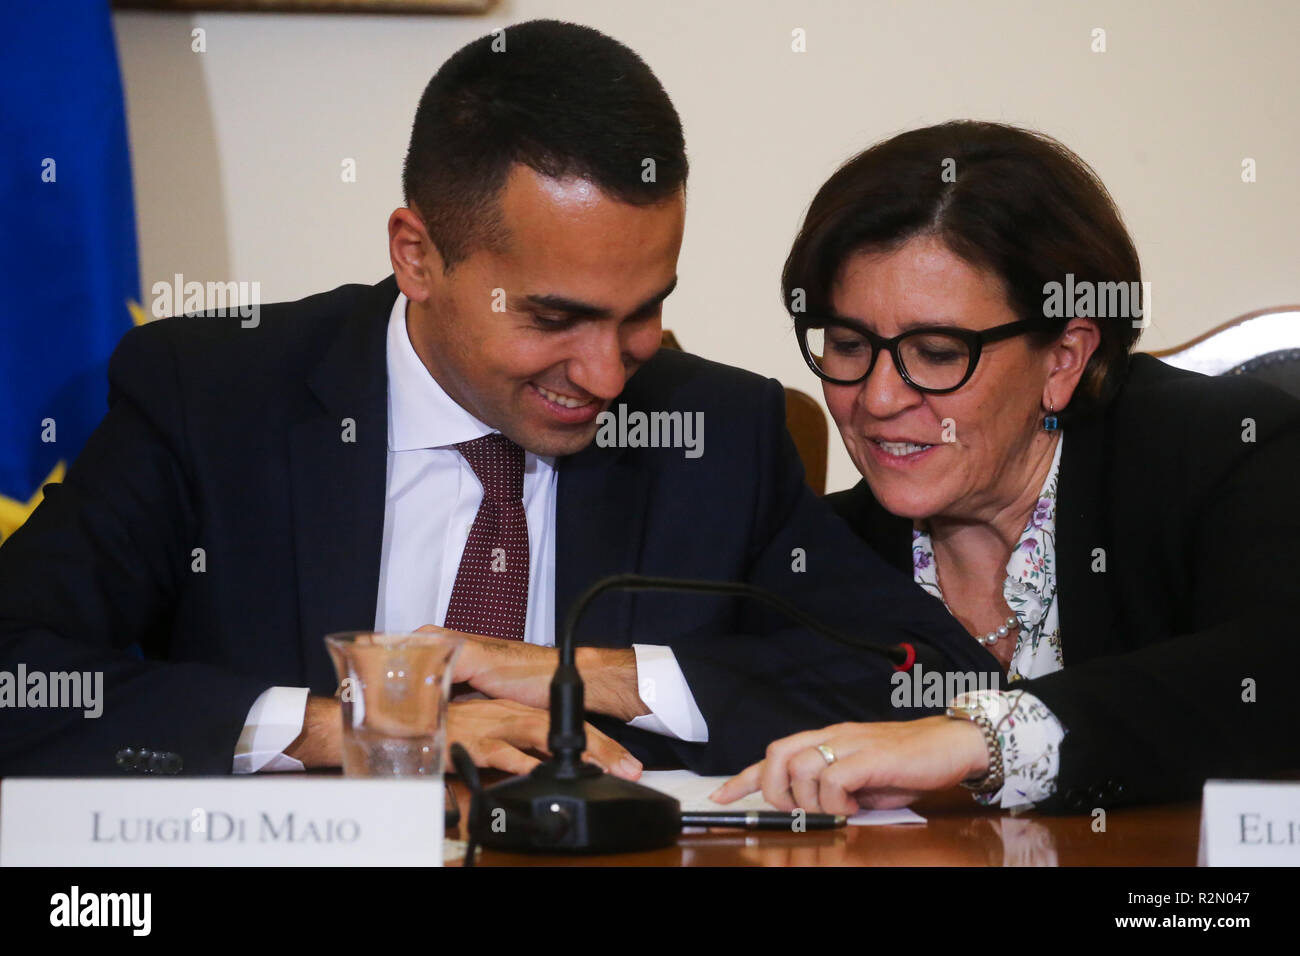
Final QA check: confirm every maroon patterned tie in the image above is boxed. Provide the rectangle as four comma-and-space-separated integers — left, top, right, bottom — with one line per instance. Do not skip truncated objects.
443, 433, 529, 641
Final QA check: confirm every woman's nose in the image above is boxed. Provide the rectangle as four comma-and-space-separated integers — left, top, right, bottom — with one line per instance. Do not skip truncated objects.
859, 348, 922, 418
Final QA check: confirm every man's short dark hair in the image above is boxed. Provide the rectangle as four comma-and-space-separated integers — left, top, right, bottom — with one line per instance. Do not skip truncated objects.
402, 19, 688, 270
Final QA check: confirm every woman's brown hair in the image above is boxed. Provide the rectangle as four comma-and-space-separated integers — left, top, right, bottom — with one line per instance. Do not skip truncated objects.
782, 121, 1144, 420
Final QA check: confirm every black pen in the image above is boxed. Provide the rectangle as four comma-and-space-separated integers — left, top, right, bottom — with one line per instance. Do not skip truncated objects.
680, 811, 847, 830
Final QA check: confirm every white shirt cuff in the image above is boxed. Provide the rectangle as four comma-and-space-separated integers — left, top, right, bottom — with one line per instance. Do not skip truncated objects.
972, 690, 1066, 809
626, 644, 709, 742
233, 686, 309, 773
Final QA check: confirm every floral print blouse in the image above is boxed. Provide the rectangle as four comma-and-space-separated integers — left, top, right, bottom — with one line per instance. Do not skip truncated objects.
911, 436, 1067, 808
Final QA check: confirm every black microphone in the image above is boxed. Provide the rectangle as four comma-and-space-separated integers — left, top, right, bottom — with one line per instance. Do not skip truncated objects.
469, 573, 930, 855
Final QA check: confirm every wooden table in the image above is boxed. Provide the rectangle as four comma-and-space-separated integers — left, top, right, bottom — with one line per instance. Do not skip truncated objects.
448, 780, 1201, 866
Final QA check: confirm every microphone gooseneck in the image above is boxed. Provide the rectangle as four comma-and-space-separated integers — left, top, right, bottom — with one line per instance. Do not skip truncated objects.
472, 572, 924, 856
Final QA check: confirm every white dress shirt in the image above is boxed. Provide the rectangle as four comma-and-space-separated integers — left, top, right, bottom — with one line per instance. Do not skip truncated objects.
234, 294, 707, 772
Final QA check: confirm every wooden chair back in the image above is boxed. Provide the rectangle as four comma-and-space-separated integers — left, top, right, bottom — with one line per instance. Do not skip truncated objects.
1149, 306, 1300, 399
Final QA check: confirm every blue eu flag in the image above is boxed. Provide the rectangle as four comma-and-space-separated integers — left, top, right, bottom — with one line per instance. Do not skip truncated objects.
0, 2, 140, 541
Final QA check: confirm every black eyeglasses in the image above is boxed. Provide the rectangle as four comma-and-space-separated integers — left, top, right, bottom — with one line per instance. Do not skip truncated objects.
795, 313, 1047, 393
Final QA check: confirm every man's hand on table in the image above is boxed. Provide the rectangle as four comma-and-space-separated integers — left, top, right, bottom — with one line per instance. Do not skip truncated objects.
448, 698, 642, 779
420, 624, 652, 722
281, 694, 643, 781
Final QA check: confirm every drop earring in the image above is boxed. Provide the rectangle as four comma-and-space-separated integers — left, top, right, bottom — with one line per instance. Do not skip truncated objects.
1043, 400, 1059, 431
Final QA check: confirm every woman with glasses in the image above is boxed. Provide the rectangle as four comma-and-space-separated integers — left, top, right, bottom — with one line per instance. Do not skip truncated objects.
713, 121, 1300, 814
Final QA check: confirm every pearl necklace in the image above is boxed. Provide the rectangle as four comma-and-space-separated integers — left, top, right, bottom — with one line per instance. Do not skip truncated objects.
979, 614, 1020, 646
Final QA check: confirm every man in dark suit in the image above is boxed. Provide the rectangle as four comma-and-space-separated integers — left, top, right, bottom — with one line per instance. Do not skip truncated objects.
0, 20, 993, 778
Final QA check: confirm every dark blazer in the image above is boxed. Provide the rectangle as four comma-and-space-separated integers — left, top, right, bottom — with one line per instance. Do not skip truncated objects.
829, 353, 1300, 811
0, 275, 996, 777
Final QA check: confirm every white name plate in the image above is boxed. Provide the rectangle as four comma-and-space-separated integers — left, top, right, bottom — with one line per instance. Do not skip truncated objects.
1199, 779, 1300, 867
0, 778, 443, 867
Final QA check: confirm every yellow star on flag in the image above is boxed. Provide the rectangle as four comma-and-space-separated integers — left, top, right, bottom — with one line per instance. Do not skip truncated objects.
0, 461, 65, 543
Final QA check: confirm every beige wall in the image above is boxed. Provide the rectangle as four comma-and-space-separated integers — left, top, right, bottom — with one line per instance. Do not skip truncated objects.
113, 0, 1300, 493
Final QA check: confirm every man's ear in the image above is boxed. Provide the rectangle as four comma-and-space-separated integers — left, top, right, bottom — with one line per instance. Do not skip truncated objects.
1044, 318, 1101, 411
388, 207, 444, 304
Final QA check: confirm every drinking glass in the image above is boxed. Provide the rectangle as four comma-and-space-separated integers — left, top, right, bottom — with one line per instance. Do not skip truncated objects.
325, 631, 464, 777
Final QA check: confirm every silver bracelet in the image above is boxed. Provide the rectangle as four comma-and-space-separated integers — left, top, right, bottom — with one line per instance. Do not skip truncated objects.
947, 707, 1005, 794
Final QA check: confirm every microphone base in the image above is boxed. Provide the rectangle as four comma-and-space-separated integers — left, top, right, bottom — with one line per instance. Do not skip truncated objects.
479, 759, 681, 854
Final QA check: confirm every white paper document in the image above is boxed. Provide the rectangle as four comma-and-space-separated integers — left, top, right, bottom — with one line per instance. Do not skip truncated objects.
638, 770, 926, 826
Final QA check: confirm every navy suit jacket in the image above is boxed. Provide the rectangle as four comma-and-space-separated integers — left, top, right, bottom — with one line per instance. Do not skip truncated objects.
0, 275, 995, 776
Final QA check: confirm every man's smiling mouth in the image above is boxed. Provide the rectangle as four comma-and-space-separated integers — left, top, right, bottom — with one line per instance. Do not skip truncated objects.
534, 383, 594, 409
